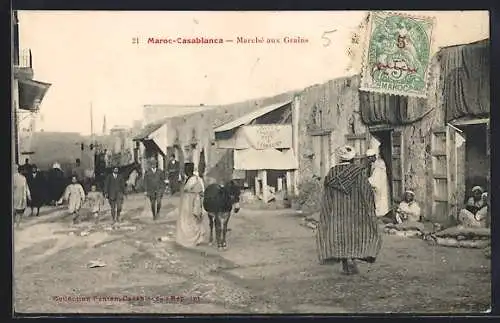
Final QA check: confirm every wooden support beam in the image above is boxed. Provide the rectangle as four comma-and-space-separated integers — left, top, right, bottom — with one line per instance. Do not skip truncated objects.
261, 170, 268, 203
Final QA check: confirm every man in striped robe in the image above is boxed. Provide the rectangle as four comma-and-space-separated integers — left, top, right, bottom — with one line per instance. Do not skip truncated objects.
316, 145, 382, 275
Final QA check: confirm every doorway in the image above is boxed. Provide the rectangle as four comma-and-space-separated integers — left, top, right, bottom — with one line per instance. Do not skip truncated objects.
369, 129, 394, 201
267, 170, 287, 192
458, 122, 490, 200
245, 170, 258, 191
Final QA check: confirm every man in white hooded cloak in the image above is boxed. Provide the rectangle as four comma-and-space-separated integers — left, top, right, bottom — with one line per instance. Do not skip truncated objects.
366, 143, 390, 217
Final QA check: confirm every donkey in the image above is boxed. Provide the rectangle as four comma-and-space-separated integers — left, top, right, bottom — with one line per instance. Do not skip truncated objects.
203, 180, 241, 249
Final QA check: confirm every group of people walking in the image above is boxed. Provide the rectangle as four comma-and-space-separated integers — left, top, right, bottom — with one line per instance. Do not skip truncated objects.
65, 156, 208, 249
12, 154, 209, 248
14, 144, 489, 277
12, 156, 174, 225
65, 159, 171, 225
13, 159, 64, 220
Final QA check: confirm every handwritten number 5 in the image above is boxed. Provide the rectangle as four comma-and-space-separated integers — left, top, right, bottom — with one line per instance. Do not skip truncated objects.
322, 30, 337, 47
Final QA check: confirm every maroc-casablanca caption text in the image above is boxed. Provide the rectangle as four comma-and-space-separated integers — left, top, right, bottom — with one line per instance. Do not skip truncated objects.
147, 36, 309, 44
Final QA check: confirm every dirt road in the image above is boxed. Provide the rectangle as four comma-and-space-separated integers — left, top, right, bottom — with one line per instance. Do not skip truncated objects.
14, 193, 491, 314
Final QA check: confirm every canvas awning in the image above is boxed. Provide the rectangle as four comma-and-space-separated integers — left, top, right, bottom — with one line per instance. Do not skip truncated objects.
359, 39, 490, 126
233, 148, 297, 170
439, 39, 489, 122
214, 100, 292, 133
133, 121, 167, 155
133, 122, 163, 141
359, 90, 427, 126
18, 79, 51, 111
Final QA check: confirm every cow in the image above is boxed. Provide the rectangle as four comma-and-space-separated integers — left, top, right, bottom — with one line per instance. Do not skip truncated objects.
203, 180, 241, 249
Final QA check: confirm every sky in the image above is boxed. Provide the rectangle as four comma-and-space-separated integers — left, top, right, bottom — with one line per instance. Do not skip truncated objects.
18, 11, 489, 135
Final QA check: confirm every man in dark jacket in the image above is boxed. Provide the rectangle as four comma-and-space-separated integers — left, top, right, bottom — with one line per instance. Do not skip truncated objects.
166, 154, 180, 195
104, 167, 126, 223
27, 165, 46, 216
144, 159, 166, 220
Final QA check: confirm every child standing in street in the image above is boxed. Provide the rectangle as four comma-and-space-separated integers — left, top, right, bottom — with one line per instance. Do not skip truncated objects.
58, 176, 86, 224
87, 184, 105, 224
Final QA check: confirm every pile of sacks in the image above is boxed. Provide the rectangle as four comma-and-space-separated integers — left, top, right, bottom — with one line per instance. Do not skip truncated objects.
427, 226, 490, 249
383, 222, 425, 238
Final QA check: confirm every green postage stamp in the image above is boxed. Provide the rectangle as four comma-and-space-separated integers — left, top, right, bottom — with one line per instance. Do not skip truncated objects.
360, 11, 435, 97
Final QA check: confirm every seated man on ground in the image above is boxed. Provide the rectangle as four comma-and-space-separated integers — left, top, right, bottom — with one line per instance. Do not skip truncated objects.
382, 190, 425, 235
379, 190, 421, 226
395, 190, 422, 225
458, 186, 488, 228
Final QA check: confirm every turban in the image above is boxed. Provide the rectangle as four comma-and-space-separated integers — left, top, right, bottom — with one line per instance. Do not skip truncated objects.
366, 148, 377, 157
472, 186, 484, 193
404, 190, 415, 197
337, 145, 356, 161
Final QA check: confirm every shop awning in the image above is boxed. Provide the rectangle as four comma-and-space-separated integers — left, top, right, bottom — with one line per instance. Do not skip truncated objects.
133, 122, 164, 141
439, 39, 489, 122
133, 121, 168, 155
214, 100, 292, 133
18, 79, 51, 111
359, 90, 427, 126
234, 148, 297, 170
359, 39, 490, 126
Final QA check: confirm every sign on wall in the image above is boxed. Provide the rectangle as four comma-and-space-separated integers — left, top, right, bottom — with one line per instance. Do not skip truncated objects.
235, 125, 292, 149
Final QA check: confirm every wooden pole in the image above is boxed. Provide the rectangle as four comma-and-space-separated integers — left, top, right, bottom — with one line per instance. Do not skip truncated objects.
12, 12, 19, 165
261, 170, 268, 203
254, 173, 260, 198
13, 101, 19, 165
286, 171, 292, 197
292, 95, 300, 195
90, 102, 94, 140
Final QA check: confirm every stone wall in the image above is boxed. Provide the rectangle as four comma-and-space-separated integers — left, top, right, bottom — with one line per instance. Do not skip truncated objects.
295, 75, 367, 184
162, 91, 296, 183
27, 132, 93, 174
140, 65, 450, 220
155, 77, 367, 188
142, 47, 483, 223
108, 128, 135, 165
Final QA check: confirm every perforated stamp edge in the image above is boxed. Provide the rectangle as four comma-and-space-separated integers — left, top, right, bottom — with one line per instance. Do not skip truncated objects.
359, 11, 437, 98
